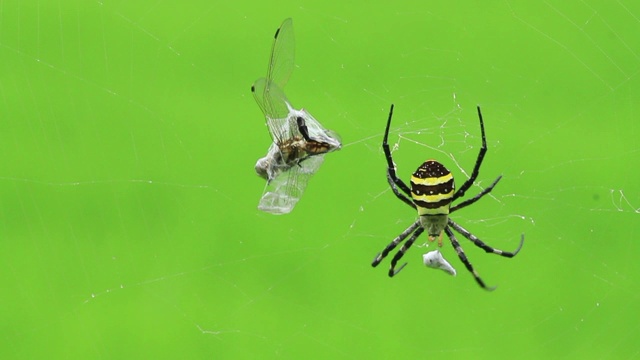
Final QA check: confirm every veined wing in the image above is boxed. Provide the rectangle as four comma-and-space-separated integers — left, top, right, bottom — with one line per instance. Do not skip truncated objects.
298, 109, 343, 149
251, 78, 294, 144
266, 18, 295, 91
251, 18, 296, 144
258, 154, 325, 215
251, 18, 295, 144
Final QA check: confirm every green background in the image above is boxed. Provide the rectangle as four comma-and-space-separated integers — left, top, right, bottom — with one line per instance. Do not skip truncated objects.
1, 1, 639, 359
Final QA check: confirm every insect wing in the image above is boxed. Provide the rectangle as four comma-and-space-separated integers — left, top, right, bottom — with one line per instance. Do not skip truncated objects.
258, 154, 325, 214
251, 78, 293, 144
266, 18, 295, 91
299, 109, 343, 150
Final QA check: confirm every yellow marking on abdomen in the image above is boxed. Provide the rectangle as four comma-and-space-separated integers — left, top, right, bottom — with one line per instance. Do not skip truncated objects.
410, 172, 453, 186
412, 190, 454, 203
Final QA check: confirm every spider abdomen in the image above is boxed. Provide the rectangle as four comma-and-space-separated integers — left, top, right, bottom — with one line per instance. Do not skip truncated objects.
411, 160, 455, 238
410, 160, 455, 215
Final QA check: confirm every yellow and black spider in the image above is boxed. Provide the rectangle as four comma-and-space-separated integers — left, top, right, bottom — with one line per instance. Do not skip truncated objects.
371, 104, 524, 290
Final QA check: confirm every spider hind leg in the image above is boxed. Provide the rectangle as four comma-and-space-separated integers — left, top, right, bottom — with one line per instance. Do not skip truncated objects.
448, 220, 525, 258
388, 226, 425, 277
372, 221, 420, 268
444, 226, 496, 291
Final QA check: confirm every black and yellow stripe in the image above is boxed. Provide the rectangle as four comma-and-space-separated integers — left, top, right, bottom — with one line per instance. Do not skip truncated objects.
410, 160, 455, 216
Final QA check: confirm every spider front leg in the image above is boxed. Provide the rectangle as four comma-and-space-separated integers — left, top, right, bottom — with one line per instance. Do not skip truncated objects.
382, 104, 415, 209
387, 171, 416, 209
452, 106, 488, 202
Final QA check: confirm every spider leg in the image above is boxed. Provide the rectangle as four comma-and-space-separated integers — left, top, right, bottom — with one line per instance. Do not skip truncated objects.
372, 220, 420, 268
448, 219, 524, 257
389, 226, 425, 277
444, 226, 496, 291
382, 104, 415, 208
452, 106, 487, 202
450, 175, 501, 213
387, 171, 417, 209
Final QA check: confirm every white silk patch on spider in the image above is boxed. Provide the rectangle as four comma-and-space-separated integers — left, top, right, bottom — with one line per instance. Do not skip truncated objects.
422, 250, 457, 276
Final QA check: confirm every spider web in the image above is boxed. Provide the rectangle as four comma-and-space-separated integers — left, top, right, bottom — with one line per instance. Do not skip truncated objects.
1, 1, 639, 359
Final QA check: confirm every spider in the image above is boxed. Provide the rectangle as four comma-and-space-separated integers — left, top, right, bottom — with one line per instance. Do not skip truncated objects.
371, 104, 524, 290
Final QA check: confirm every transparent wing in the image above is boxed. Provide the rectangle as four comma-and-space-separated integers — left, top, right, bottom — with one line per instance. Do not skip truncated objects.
266, 18, 295, 91
299, 109, 343, 148
251, 78, 293, 144
258, 154, 325, 215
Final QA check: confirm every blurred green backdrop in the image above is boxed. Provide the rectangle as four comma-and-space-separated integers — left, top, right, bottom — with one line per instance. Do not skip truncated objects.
1, 1, 639, 359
